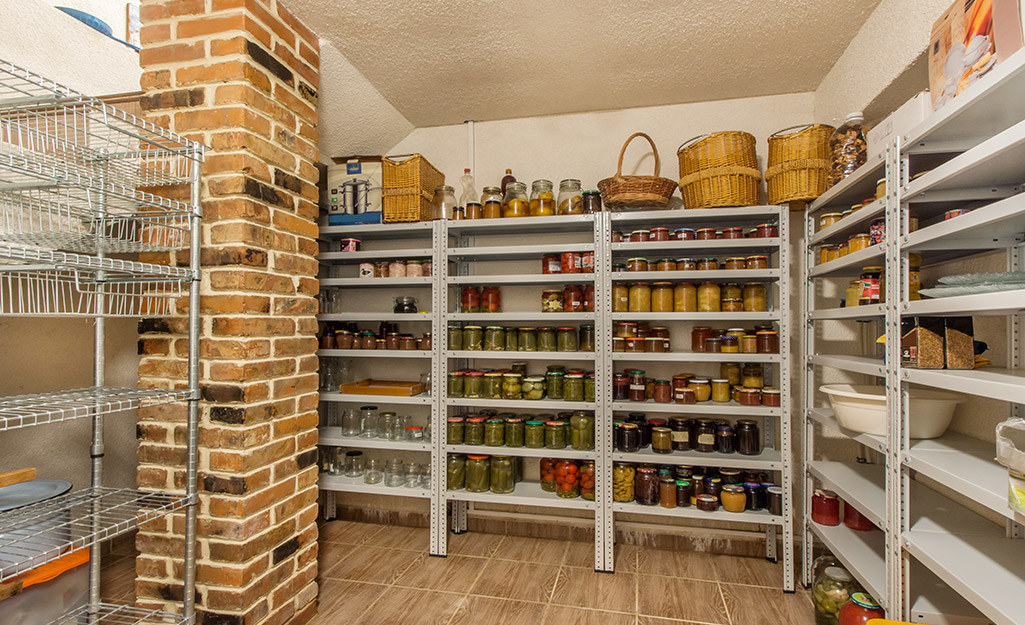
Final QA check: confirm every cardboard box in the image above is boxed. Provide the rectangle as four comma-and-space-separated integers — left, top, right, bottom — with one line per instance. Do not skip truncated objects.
867, 91, 932, 160
322, 157, 383, 216
929, 0, 1024, 111
901, 316, 947, 368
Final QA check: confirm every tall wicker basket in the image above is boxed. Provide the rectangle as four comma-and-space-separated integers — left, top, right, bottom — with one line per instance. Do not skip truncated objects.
382, 154, 445, 222
677, 132, 761, 209
765, 124, 834, 205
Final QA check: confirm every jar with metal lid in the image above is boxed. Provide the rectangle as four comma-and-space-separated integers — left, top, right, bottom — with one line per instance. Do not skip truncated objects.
400, 334, 418, 350
489, 456, 514, 494
719, 362, 740, 387
464, 455, 490, 492
522, 375, 546, 400
564, 373, 585, 402
447, 325, 463, 350
647, 281, 672, 312
721, 227, 743, 240
695, 227, 717, 240
735, 420, 761, 455
463, 417, 485, 446
464, 371, 484, 398
812, 489, 841, 525
483, 199, 503, 219
672, 379, 694, 406
635, 467, 659, 505
742, 364, 764, 388
544, 370, 565, 400
539, 458, 557, 491
715, 425, 735, 453
524, 420, 545, 448
615, 423, 640, 453
698, 257, 719, 271
762, 387, 780, 406
819, 212, 843, 231
691, 326, 713, 352
720, 335, 739, 353
668, 417, 691, 450
721, 283, 741, 300
483, 326, 505, 352
627, 257, 649, 272
579, 323, 595, 352
651, 426, 673, 453
612, 283, 629, 312
557, 179, 583, 215
689, 378, 711, 402
724, 257, 747, 270
560, 251, 581, 273
848, 233, 870, 253
629, 282, 651, 312
695, 418, 716, 452
756, 330, 779, 354
756, 223, 779, 238
545, 421, 567, 449
859, 266, 882, 305
629, 229, 650, 243
537, 327, 557, 351
584, 373, 595, 402
742, 282, 767, 312
481, 286, 502, 313
704, 476, 723, 500
613, 373, 629, 400
446, 417, 465, 445
503, 181, 529, 218
697, 282, 720, 312
674, 258, 695, 271
473, 372, 499, 400
479, 418, 504, 446
502, 372, 523, 399
648, 226, 670, 241
462, 325, 483, 351
671, 228, 695, 241
570, 412, 594, 450
563, 284, 585, 312
613, 463, 636, 502
582, 190, 602, 213
656, 258, 677, 272
628, 370, 647, 402
746, 255, 769, 269
721, 484, 746, 512
711, 379, 731, 403
460, 286, 481, 313
579, 460, 596, 500
542, 254, 561, 274
481, 185, 502, 206
447, 372, 465, 398
541, 289, 564, 312
387, 260, 407, 278
705, 337, 722, 352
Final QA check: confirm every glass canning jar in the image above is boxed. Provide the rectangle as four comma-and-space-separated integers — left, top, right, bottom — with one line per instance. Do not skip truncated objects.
503, 181, 529, 218
711, 379, 731, 403
433, 185, 458, 220
503, 418, 525, 447
742, 282, 767, 312
483, 199, 502, 219
523, 375, 546, 400
482, 372, 503, 399
756, 330, 779, 353
385, 459, 405, 487
720, 362, 741, 386
698, 258, 718, 271
529, 179, 556, 216
518, 327, 538, 351
540, 458, 557, 491
563, 284, 585, 312
542, 289, 564, 312
525, 420, 546, 448
483, 326, 505, 351
460, 286, 481, 313
446, 417, 465, 445
635, 467, 659, 505
651, 282, 674, 313
653, 380, 672, 404
464, 455, 490, 492
484, 418, 505, 446
464, 202, 482, 220
674, 282, 697, 312
677, 257, 698, 270
627, 257, 648, 272
481, 186, 502, 206
742, 364, 764, 388
747, 255, 769, 269
570, 412, 594, 450
735, 420, 761, 455
652, 426, 673, 453
829, 111, 868, 187
489, 456, 515, 493
721, 283, 742, 301
629, 282, 652, 312
502, 372, 523, 399
463, 417, 485, 446
557, 179, 583, 215
579, 323, 595, 352
463, 325, 483, 351
481, 286, 502, 313
564, 373, 585, 402
447, 325, 463, 350
688, 378, 711, 402
545, 421, 568, 449
555, 326, 578, 352
613, 463, 636, 502
446, 454, 465, 490
612, 283, 629, 312
580, 460, 596, 500
628, 370, 647, 402
537, 326, 557, 351
582, 189, 602, 213
697, 282, 720, 312
555, 460, 580, 498
546, 370, 565, 400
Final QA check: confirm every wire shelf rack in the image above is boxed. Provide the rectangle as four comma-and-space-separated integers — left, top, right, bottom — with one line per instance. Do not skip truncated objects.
0, 243, 191, 316
0, 386, 191, 431
50, 602, 187, 625
0, 487, 188, 581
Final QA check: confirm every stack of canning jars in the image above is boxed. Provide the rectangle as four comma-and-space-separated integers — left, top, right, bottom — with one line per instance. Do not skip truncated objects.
319, 321, 431, 351
448, 324, 595, 353
447, 366, 596, 403
613, 413, 763, 456
814, 199, 918, 268
687, 325, 779, 354
612, 280, 768, 313
612, 366, 780, 407
611, 223, 777, 243
446, 410, 595, 451
612, 462, 782, 514
618, 255, 770, 273
541, 251, 595, 274
355, 257, 434, 279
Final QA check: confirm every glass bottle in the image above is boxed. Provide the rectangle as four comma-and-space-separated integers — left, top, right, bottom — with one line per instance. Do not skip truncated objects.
557, 179, 583, 215
500, 168, 516, 194
503, 181, 529, 218
432, 185, 458, 220
529, 179, 556, 216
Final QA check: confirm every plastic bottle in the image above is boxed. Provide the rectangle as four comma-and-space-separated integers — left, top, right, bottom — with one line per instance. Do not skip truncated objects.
459, 168, 477, 207
500, 168, 516, 194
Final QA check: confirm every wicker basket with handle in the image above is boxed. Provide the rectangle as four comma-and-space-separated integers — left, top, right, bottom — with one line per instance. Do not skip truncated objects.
382, 153, 445, 222
597, 133, 678, 210
677, 131, 761, 209
765, 124, 834, 205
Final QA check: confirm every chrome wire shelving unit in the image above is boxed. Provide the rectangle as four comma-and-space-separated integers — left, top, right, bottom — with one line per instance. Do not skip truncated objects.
803, 48, 1025, 625
0, 60, 203, 625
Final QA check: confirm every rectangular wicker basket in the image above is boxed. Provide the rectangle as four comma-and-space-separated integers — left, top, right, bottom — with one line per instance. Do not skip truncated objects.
382, 154, 445, 222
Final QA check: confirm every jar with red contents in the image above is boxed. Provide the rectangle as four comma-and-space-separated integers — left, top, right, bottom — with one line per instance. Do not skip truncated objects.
613, 373, 629, 400
721, 227, 743, 240
583, 284, 595, 312
674, 228, 696, 240
696, 227, 717, 240
811, 490, 841, 525
542, 254, 561, 274
581, 251, 594, 273
755, 223, 778, 238
555, 460, 580, 498
691, 326, 713, 352
839, 593, 885, 625
843, 501, 876, 531
481, 286, 502, 313
629, 230, 650, 243
650, 227, 670, 241
580, 460, 596, 500
611, 231, 624, 243
628, 370, 647, 402
539, 458, 557, 492
563, 284, 585, 312
460, 286, 481, 313
561, 251, 581, 273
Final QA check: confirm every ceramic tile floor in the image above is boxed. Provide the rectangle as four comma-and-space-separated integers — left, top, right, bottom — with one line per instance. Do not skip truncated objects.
311, 521, 815, 625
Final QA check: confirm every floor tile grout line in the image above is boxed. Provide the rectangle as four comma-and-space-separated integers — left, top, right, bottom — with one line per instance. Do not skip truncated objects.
717, 581, 732, 625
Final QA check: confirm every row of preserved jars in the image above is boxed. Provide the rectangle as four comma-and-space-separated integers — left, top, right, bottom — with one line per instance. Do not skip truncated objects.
446, 453, 521, 493
691, 326, 779, 354
614, 414, 762, 456
320, 326, 431, 351
617, 255, 769, 273
612, 463, 782, 514
446, 411, 595, 450
448, 324, 595, 352
451, 179, 603, 220
447, 366, 595, 402
811, 489, 877, 532
356, 258, 433, 279
541, 251, 595, 274
611, 223, 778, 242
321, 449, 430, 489
612, 368, 779, 406
332, 405, 431, 441
458, 284, 596, 314
540, 458, 595, 499
613, 281, 768, 313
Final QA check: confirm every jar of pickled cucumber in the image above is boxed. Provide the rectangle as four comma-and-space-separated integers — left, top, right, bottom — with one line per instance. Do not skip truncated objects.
464, 417, 485, 446
584, 373, 595, 403
564, 373, 585, 402
504, 418, 525, 447
504, 327, 518, 351
546, 370, 565, 400
570, 412, 595, 450
484, 326, 506, 351
447, 371, 464, 398
503, 182, 529, 218
484, 418, 505, 446
529, 179, 556, 216
447, 417, 465, 444
540, 458, 557, 491
464, 371, 483, 398
538, 327, 557, 351
555, 460, 580, 498
545, 420, 567, 449
697, 282, 721, 312
579, 323, 595, 352
483, 372, 503, 399
503, 372, 523, 399
447, 324, 463, 350
446, 454, 466, 490
518, 327, 538, 351
613, 462, 636, 502
525, 420, 546, 448
674, 282, 697, 312
463, 326, 483, 351
557, 179, 583, 215
465, 455, 490, 492
557, 327, 578, 352
523, 375, 546, 400
490, 455, 515, 493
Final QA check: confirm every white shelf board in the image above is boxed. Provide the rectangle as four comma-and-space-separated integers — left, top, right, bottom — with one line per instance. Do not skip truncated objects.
611, 352, 781, 363
319, 474, 431, 499
910, 564, 991, 625
447, 350, 595, 361
808, 460, 885, 527
446, 273, 595, 285
610, 269, 779, 282
446, 243, 594, 261
612, 446, 783, 470
318, 313, 434, 322
447, 312, 595, 322
610, 312, 780, 322
905, 432, 1025, 525
318, 428, 432, 451
319, 349, 432, 359
809, 354, 886, 377
808, 245, 885, 278
320, 392, 433, 405
903, 289, 1025, 316
320, 249, 433, 263
446, 397, 597, 411
808, 199, 885, 246
611, 238, 780, 254
446, 214, 596, 235
609, 205, 782, 226
612, 501, 782, 525
321, 277, 433, 288
444, 481, 596, 510
808, 157, 887, 214
901, 367, 1025, 405
809, 522, 887, 609
810, 304, 886, 320
611, 400, 780, 417
445, 444, 595, 460
320, 221, 434, 241
808, 407, 887, 453
904, 191, 1025, 255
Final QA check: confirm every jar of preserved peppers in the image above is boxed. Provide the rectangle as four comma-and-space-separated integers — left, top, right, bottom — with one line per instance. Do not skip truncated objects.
613, 463, 635, 502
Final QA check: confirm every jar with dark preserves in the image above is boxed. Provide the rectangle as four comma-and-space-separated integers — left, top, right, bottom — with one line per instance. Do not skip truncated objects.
859, 266, 882, 305
676, 480, 693, 507
616, 423, 641, 452
579, 323, 595, 352
538, 327, 557, 351
696, 494, 718, 511
653, 380, 672, 404
613, 373, 629, 400
735, 420, 761, 455
756, 330, 779, 354
812, 489, 841, 525
736, 387, 762, 406
461, 286, 481, 313
629, 229, 650, 243
715, 425, 735, 454
525, 421, 545, 448
695, 418, 716, 452
696, 227, 717, 240
746, 482, 767, 510
628, 370, 647, 402
704, 476, 722, 500
465, 455, 490, 492
691, 326, 713, 352
651, 426, 673, 453
704, 337, 721, 353
673, 378, 696, 406
481, 286, 502, 313
761, 387, 781, 406
582, 190, 602, 213
650, 226, 670, 241
673, 228, 696, 240
635, 467, 659, 505
755, 223, 778, 238
721, 227, 743, 240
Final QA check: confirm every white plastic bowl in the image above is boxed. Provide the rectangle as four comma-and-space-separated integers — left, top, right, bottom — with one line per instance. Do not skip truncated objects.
819, 384, 964, 439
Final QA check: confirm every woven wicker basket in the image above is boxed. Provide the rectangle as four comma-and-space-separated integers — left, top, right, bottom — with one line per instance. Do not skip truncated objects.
382, 154, 445, 222
765, 124, 834, 205
597, 133, 678, 210
677, 132, 761, 209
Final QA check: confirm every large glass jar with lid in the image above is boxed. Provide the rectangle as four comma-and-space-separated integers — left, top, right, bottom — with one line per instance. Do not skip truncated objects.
483, 372, 503, 399
570, 411, 594, 450
503, 181, 529, 218
432, 185, 458, 220
480, 186, 502, 206
613, 463, 635, 502
464, 455, 490, 493
446, 454, 466, 490
490, 456, 514, 494
483, 326, 505, 351
813, 565, 861, 625
555, 460, 580, 498
697, 282, 721, 312
529, 179, 556, 216
557, 179, 583, 215
742, 282, 767, 312
828, 112, 868, 187
580, 460, 596, 500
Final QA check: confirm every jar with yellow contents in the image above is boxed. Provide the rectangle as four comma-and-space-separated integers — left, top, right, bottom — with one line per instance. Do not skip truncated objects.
613, 462, 636, 502
651, 281, 674, 313
697, 282, 720, 312
529, 179, 556, 216
503, 181, 529, 218
742, 282, 767, 312
629, 282, 652, 313
612, 283, 629, 312
674, 282, 697, 312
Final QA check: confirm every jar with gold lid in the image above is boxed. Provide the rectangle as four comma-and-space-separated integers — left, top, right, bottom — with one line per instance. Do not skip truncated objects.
698, 258, 718, 271
724, 257, 747, 270
746, 255, 769, 269
627, 258, 648, 272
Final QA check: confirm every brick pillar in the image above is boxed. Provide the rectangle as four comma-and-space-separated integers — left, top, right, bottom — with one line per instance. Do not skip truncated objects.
135, 1, 321, 623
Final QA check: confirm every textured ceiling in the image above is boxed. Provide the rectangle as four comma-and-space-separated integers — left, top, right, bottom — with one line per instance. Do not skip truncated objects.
288, 0, 881, 127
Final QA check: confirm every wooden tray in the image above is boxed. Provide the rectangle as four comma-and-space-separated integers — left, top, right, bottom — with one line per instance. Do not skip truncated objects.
338, 379, 424, 396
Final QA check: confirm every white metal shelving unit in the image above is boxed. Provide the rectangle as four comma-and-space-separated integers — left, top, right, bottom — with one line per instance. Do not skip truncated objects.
0, 61, 203, 625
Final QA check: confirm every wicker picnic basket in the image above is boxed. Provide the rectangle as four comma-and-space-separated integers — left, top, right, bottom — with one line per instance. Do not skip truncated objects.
597, 133, 678, 210
382, 153, 445, 222
677, 131, 761, 209
765, 124, 834, 205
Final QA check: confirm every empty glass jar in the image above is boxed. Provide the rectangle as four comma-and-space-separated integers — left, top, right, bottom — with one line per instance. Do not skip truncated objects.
364, 458, 383, 484
385, 459, 405, 487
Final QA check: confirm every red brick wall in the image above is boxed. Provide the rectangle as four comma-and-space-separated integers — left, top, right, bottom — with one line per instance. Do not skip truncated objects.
136, 1, 320, 623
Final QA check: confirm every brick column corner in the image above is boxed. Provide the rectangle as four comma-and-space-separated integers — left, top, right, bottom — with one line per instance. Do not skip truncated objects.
135, 1, 321, 623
